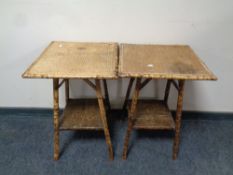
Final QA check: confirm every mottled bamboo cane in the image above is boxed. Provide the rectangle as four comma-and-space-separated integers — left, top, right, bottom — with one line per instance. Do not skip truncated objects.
95, 79, 114, 160
122, 78, 142, 160
103, 79, 111, 110
122, 78, 135, 111
173, 80, 185, 160
164, 80, 172, 104
53, 79, 60, 160
65, 79, 69, 104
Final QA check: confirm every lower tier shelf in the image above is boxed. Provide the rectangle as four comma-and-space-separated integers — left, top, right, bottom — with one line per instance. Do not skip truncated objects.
59, 99, 104, 130
129, 100, 175, 130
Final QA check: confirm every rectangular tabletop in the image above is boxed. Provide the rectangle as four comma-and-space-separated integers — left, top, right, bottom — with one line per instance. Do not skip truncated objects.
119, 44, 217, 80
22, 41, 118, 79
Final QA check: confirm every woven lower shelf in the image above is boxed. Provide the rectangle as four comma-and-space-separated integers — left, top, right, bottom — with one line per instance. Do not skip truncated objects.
130, 100, 175, 130
59, 99, 104, 130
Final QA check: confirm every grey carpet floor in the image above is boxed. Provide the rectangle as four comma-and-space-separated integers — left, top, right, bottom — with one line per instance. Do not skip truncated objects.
0, 110, 233, 175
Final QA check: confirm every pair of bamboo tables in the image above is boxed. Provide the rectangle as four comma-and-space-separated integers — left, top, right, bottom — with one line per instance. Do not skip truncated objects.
22, 41, 217, 161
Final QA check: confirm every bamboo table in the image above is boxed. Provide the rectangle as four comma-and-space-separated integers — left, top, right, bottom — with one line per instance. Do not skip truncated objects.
22, 41, 118, 160
119, 44, 217, 160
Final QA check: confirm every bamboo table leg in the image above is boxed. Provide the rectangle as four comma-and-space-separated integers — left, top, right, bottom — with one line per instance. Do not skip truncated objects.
53, 79, 60, 160
103, 79, 111, 110
96, 79, 114, 160
65, 79, 69, 104
173, 80, 185, 160
164, 80, 172, 104
122, 78, 141, 160
122, 78, 135, 111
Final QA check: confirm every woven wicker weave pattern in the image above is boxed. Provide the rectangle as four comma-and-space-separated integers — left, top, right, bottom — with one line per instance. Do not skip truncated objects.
22, 41, 118, 79
119, 44, 217, 80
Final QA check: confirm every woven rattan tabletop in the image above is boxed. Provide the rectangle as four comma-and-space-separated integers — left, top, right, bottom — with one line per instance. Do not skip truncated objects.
22, 41, 118, 79
119, 44, 217, 80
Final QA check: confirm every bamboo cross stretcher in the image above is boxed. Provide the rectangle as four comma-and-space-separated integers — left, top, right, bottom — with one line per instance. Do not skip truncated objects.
119, 44, 217, 160
22, 41, 118, 160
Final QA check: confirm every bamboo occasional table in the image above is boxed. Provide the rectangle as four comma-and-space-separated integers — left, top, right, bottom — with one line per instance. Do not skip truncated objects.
119, 44, 217, 160
22, 41, 118, 160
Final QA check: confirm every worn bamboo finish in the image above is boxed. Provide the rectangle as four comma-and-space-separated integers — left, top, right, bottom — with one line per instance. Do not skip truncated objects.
60, 99, 103, 130
22, 41, 217, 161
53, 79, 59, 160
122, 78, 141, 160
22, 41, 118, 161
121, 78, 186, 160
132, 100, 175, 130
122, 78, 135, 111
119, 44, 217, 80
173, 80, 185, 160
22, 41, 118, 79
58, 79, 113, 160
95, 79, 114, 160
119, 44, 216, 160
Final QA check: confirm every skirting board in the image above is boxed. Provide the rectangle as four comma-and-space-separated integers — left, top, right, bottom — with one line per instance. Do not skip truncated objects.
0, 108, 232, 120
